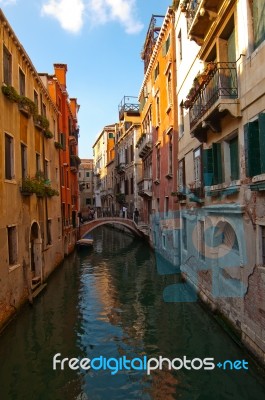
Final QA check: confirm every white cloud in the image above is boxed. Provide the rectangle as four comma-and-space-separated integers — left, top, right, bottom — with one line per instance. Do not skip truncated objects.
0, 0, 17, 5
41, 0, 143, 34
41, 0, 85, 34
88, 0, 143, 34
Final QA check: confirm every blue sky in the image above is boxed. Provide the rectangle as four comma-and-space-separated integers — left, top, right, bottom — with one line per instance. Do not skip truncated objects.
1, 0, 171, 158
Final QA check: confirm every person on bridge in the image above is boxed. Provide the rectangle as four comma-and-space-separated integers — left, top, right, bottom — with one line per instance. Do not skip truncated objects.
122, 206, 127, 218
134, 208, 139, 224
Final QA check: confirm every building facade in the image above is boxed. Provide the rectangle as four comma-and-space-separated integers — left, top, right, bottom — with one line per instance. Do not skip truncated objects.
42, 64, 80, 254
115, 97, 142, 218
174, 0, 265, 365
139, 8, 179, 263
79, 159, 94, 220
0, 10, 63, 329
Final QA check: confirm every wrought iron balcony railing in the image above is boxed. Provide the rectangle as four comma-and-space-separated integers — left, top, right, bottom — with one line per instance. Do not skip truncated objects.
186, 62, 238, 129
118, 96, 140, 120
137, 178, 152, 197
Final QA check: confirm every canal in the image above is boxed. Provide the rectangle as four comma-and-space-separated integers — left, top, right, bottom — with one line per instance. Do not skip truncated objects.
0, 226, 265, 399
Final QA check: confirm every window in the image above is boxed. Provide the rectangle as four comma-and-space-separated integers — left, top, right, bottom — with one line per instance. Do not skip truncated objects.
167, 72, 172, 106
165, 197, 169, 217
19, 68, 25, 96
21, 144, 27, 179
86, 198, 91, 205
252, 0, 265, 49
203, 143, 223, 185
162, 34, 171, 56
178, 159, 186, 191
7, 226, 18, 265
86, 171, 90, 178
47, 219, 52, 245
154, 63, 159, 80
108, 132, 114, 139
130, 177, 134, 195
168, 134, 173, 176
156, 96, 160, 126
194, 147, 202, 186
58, 217, 61, 239
157, 198, 160, 212
244, 113, 265, 177
178, 30, 182, 61
156, 147, 161, 180
229, 136, 239, 180
34, 91, 39, 113
42, 103, 46, 117
86, 184, 90, 189
36, 153, 41, 174
5, 134, 14, 180
60, 132, 66, 150
3, 46, 12, 85
179, 103, 184, 137
44, 159, 49, 180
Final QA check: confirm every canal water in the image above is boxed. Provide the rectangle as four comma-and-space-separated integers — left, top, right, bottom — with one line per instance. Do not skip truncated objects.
0, 226, 265, 400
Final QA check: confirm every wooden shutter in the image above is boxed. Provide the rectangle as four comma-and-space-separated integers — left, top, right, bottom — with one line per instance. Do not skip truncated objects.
246, 120, 260, 177
212, 143, 223, 184
230, 136, 239, 180
259, 113, 265, 173
202, 149, 213, 186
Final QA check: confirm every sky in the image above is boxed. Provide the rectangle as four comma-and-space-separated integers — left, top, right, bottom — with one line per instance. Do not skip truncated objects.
0, 0, 171, 158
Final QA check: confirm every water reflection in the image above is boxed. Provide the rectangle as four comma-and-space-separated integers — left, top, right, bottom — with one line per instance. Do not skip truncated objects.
0, 226, 264, 400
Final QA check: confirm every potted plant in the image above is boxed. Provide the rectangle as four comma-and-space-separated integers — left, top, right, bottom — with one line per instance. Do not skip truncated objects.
44, 130, 54, 139
18, 96, 37, 116
1, 85, 20, 102
34, 114, 50, 130
54, 141, 63, 150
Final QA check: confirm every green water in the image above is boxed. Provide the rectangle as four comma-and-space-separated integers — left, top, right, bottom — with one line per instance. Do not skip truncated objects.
0, 227, 264, 399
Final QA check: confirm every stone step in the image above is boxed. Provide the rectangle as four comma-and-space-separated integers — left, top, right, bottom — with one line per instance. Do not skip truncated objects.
32, 283, 47, 299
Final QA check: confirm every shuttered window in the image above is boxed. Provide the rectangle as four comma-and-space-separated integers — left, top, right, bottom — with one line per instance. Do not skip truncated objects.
253, 0, 265, 49
229, 136, 239, 180
3, 46, 12, 85
202, 143, 223, 185
7, 226, 17, 265
5, 134, 14, 180
244, 113, 265, 177
19, 68, 25, 96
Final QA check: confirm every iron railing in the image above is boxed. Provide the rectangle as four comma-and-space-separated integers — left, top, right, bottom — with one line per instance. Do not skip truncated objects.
189, 62, 238, 128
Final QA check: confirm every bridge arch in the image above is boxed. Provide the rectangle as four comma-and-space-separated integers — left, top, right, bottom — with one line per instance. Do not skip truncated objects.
79, 217, 142, 238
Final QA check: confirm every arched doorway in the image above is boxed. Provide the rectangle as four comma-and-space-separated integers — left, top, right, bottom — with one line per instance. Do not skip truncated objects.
213, 220, 243, 298
30, 222, 42, 286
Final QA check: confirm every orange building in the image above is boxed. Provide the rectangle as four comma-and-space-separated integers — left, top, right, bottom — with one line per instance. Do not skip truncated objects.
40, 64, 80, 254
138, 8, 179, 263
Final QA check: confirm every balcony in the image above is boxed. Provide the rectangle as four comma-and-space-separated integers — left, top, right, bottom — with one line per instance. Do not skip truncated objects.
137, 178, 152, 197
116, 162, 126, 174
69, 129, 79, 145
182, 0, 225, 45
94, 168, 101, 176
70, 155, 81, 173
118, 96, 140, 120
184, 62, 240, 142
136, 133, 153, 158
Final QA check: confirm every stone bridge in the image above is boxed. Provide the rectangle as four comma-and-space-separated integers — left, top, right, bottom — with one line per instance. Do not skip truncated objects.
79, 217, 143, 238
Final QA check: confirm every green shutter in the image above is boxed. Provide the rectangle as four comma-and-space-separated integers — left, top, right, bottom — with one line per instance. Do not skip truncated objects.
259, 113, 265, 173
202, 149, 213, 186
247, 120, 261, 176
230, 136, 239, 180
212, 143, 223, 184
